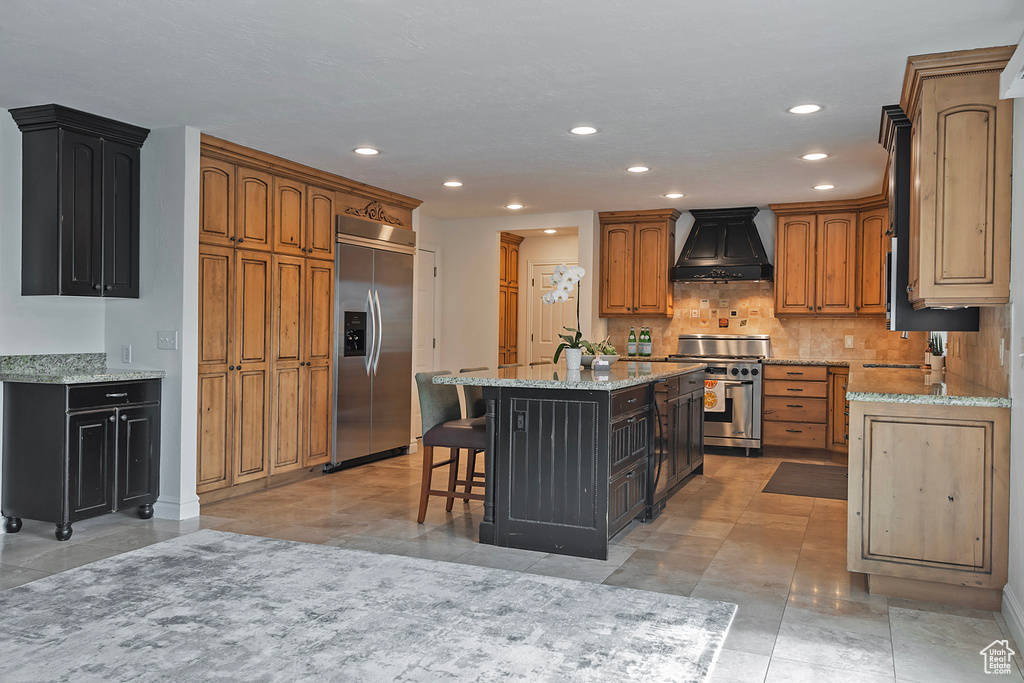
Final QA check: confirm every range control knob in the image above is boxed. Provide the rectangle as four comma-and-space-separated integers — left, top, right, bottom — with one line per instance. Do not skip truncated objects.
731, 368, 740, 376
741, 368, 750, 376
751, 368, 759, 376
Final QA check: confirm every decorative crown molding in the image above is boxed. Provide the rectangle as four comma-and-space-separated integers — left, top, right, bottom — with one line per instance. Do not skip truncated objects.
345, 201, 404, 226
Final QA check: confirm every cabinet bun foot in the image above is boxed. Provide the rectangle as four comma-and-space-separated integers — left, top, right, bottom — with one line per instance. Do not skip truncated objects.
54, 523, 73, 542
138, 504, 154, 520
4, 517, 22, 533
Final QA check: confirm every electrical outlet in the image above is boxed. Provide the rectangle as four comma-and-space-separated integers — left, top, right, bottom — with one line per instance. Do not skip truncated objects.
157, 330, 178, 350
844, 335, 854, 349
121, 345, 132, 364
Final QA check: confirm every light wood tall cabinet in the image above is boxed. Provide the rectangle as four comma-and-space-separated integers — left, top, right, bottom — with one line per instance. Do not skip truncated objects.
599, 209, 678, 318
900, 46, 1013, 309
498, 232, 523, 365
848, 400, 1009, 609
827, 367, 850, 452
197, 135, 420, 500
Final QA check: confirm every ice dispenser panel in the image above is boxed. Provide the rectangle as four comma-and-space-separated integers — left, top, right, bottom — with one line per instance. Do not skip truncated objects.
344, 311, 366, 356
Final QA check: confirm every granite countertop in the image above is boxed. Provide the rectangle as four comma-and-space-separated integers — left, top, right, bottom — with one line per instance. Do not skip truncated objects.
434, 361, 706, 391
763, 358, 852, 367
0, 353, 166, 384
846, 364, 1009, 408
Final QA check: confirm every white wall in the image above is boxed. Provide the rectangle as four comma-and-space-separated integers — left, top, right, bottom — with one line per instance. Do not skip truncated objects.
104, 126, 201, 521
427, 211, 603, 373
0, 110, 108, 531
1002, 100, 1024, 645
515, 232, 580, 360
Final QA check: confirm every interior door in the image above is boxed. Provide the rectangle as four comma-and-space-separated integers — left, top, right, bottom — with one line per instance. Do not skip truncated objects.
370, 249, 414, 454
333, 243, 374, 462
529, 261, 577, 364
413, 248, 438, 438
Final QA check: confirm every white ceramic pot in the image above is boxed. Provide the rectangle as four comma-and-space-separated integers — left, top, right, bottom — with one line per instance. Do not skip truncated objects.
564, 347, 583, 371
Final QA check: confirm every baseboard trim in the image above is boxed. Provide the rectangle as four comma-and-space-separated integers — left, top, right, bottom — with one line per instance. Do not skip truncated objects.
1003, 586, 1024, 648
153, 496, 201, 521
867, 574, 1003, 611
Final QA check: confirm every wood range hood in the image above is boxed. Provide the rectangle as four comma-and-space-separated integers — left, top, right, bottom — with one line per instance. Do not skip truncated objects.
670, 207, 774, 283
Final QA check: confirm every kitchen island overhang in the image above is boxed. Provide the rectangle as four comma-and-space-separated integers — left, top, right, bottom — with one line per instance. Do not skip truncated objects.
436, 362, 706, 559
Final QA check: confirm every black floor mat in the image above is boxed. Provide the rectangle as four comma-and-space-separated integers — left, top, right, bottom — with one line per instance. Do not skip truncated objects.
762, 462, 848, 500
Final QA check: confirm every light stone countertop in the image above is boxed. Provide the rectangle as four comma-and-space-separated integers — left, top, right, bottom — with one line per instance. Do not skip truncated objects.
846, 364, 1009, 408
434, 361, 706, 391
0, 353, 166, 384
763, 358, 852, 367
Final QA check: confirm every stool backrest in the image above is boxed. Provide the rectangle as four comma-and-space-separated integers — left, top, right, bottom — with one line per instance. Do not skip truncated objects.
414, 371, 461, 433
459, 367, 488, 419
498, 363, 522, 368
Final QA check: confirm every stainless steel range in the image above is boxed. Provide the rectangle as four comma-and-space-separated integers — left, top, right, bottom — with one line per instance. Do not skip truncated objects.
669, 334, 770, 456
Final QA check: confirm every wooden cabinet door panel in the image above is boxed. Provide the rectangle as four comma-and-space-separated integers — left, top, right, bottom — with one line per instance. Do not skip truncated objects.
197, 371, 232, 492
507, 288, 519, 361
59, 130, 104, 296
307, 187, 335, 260
775, 215, 816, 315
235, 251, 271, 365
499, 242, 508, 286
68, 410, 116, 518
828, 369, 849, 452
234, 367, 270, 483
271, 255, 304, 364
305, 260, 334, 363
507, 243, 520, 287
498, 286, 509, 358
304, 362, 333, 467
816, 213, 857, 315
634, 221, 669, 315
273, 178, 306, 256
198, 246, 233, 367
200, 158, 234, 246
600, 224, 634, 315
270, 366, 303, 474
235, 167, 272, 251
102, 140, 141, 298
117, 404, 160, 507
857, 208, 888, 314
864, 418, 986, 567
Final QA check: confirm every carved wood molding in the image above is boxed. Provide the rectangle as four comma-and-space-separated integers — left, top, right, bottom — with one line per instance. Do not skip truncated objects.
345, 201, 405, 226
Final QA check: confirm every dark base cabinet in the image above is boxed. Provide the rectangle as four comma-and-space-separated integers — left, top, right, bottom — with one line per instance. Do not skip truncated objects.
2, 380, 161, 541
481, 370, 702, 560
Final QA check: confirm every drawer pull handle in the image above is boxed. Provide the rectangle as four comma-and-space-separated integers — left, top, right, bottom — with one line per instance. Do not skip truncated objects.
626, 417, 638, 424
785, 429, 803, 433
786, 388, 803, 392
786, 371, 804, 375
786, 404, 803, 408
105, 392, 128, 398
626, 398, 637, 403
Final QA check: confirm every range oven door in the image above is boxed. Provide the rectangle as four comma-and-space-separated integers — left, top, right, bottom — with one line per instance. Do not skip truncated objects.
703, 379, 758, 446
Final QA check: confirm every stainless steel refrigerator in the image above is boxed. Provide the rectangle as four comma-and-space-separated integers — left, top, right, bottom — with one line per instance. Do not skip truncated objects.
327, 215, 415, 470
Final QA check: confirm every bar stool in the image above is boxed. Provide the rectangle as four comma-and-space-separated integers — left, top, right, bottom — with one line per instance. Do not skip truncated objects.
458, 367, 489, 496
498, 363, 522, 369
529, 360, 552, 366
414, 371, 487, 523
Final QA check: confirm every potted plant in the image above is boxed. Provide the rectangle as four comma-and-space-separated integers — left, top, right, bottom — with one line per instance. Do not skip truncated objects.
543, 265, 586, 370
928, 333, 945, 373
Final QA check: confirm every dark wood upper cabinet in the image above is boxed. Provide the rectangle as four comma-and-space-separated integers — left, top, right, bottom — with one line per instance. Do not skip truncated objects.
10, 104, 149, 298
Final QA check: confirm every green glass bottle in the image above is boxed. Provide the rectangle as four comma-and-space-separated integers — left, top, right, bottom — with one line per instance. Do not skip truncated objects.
627, 326, 637, 356
640, 327, 650, 357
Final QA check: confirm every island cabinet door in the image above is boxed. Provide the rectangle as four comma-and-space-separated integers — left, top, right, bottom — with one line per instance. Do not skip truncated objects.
68, 410, 117, 521
608, 464, 647, 538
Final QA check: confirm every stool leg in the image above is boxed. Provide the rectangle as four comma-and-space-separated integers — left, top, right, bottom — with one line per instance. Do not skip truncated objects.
446, 447, 460, 512
417, 445, 434, 524
464, 449, 478, 497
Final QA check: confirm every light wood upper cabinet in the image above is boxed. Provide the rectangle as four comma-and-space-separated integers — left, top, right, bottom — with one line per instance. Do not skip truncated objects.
235, 167, 273, 251
273, 178, 306, 257
774, 215, 816, 315
199, 159, 234, 247
856, 207, 889, 314
599, 209, 678, 318
900, 47, 1013, 308
307, 188, 335, 260
816, 213, 857, 315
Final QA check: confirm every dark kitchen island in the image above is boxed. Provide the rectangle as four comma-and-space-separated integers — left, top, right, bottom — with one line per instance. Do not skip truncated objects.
436, 362, 705, 559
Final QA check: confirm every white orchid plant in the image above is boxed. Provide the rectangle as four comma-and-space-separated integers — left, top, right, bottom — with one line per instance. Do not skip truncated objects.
542, 264, 587, 362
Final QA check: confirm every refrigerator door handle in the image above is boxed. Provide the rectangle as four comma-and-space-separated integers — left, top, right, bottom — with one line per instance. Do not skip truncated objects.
365, 289, 374, 376
372, 290, 383, 375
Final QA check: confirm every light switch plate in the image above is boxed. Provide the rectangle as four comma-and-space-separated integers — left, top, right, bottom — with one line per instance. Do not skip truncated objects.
844, 335, 854, 349
157, 330, 178, 350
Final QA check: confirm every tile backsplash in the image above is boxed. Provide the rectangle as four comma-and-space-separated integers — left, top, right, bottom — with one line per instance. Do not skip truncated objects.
606, 281, 929, 361
945, 305, 1010, 396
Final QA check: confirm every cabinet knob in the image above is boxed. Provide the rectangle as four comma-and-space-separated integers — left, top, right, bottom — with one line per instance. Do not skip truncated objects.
229, 365, 235, 371
229, 236, 237, 242
93, 284, 102, 291
121, 414, 128, 421
105, 285, 112, 291
108, 415, 116, 422
817, 306, 822, 310
237, 238, 244, 243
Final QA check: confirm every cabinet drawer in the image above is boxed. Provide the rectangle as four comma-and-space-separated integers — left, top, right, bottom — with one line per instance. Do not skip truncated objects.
763, 397, 827, 423
68, 380, 161, 410
612, 385, 649, 417
763, 421, 827, 449
763, 365, 828, 382
654, 377, 680, 400
764, 380, 827, 399
679, 371, 705, 395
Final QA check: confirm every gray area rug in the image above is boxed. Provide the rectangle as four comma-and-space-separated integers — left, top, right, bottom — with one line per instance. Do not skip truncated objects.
762, 461, 849, 500
0, 529, 736, 682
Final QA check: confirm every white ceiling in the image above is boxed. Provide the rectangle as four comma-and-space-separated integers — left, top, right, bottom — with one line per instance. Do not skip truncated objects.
1, 1, 1021, 219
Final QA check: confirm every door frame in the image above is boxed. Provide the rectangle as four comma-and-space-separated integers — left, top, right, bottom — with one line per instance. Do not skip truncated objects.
411, 241, 442, 448
526, 258, 578, 365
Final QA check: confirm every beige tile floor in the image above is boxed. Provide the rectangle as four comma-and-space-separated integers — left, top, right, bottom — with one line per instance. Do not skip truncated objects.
2, 449, 1022, 682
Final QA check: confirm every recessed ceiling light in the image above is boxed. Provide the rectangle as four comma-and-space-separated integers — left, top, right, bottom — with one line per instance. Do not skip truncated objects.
813, 184, 835, 190
788, 104, 821, 115
570, 126, 597, 135
354, 147, 379, 155
544, 229, 557, 234
627, 166, 649, 173
506, 203, 524, 210
802, 153, 828, 161
664, 193, 685, 199
443, 181, 463, 187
